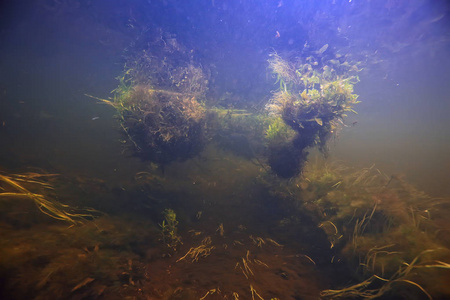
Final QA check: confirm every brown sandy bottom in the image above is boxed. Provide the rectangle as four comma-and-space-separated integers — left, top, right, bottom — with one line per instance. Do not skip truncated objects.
0, 215, 327, 300
140, 228, 324, 299
4, 155, 449, 299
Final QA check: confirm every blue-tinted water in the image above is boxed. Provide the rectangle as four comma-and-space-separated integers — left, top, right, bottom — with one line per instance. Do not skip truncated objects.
1, 1, 449, 299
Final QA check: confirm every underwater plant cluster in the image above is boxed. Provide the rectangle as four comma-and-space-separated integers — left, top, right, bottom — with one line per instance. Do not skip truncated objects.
103, 32, 210, 166
108, 32, 361, 180
265, 51, 361, 178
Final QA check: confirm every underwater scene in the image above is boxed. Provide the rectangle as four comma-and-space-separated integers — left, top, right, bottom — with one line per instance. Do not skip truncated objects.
0, 0, 449, 299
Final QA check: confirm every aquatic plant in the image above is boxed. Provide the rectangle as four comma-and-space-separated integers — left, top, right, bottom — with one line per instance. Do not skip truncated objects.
289, 160, 450, 298
160, 208, 182, 250
265, 51, 361, 178
265, 116, 296, 144
0, 171, 97, 224
176, 236, 214, 263
100, 33, 210, 167
321, 249, 450, 299
113, 83, 207, 160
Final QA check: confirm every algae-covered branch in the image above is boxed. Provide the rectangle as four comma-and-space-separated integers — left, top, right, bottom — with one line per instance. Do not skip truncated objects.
107, 34, 361, 179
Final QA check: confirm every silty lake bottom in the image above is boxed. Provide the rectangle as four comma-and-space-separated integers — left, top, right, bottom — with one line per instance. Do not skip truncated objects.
0, 0, 449, 299
2, 146, 450, 300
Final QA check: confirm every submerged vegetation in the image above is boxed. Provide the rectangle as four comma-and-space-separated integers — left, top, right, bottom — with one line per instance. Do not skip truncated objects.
101, 50, 362, 179
0, 171, 98, 225
1, 155, 449, 298
96, 31, 361, 181
268, 159, 450, 299
160, 208, 182, 251
99, 33, 210, 167
266, 51, 361, 178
